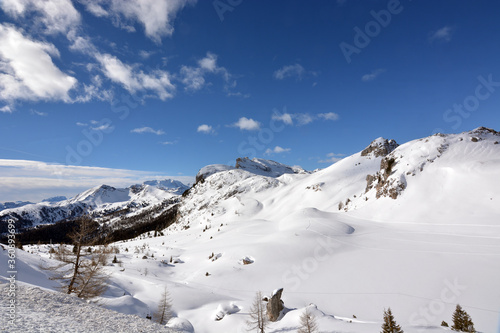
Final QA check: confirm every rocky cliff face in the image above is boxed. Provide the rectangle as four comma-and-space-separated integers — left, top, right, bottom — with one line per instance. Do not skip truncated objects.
361, 137, 399, 157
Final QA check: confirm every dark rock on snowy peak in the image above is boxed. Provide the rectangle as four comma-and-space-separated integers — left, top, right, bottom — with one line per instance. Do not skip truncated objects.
195, 164, 235, 184
195, 157, 308, 184
471, 126, 499, 135
235, 157, 308, 177
266, 288, 284, 322
361, 138, 399, 157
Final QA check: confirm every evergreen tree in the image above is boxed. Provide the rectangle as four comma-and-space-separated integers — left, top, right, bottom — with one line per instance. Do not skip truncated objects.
381, 308, 404, 333
452, 304, 476, 332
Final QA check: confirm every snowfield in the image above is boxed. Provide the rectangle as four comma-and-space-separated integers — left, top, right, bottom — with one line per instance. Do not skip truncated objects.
1, 128, 500, 332
0, 283, 175, 333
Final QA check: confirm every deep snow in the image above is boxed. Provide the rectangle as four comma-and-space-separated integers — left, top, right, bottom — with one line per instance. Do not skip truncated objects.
1, 128, 500, 332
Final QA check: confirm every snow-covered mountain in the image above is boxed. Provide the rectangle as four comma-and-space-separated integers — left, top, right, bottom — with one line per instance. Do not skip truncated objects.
2, 128, 500, 333
0, 179, 190, 230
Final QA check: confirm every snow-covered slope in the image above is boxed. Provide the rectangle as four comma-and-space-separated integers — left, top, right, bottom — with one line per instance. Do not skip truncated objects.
1, 128, 499, 333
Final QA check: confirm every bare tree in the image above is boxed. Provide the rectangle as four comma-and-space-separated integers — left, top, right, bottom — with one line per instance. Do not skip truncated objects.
44, 216, 110, 299
298, 307, 319, 333
153, 286, 173, 325
247, 291, 269, 333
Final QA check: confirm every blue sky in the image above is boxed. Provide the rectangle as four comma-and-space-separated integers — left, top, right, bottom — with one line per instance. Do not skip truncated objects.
1, 0, 500, 201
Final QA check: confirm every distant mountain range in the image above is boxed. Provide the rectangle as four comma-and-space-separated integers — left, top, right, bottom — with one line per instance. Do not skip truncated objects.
2, 127, 499, 236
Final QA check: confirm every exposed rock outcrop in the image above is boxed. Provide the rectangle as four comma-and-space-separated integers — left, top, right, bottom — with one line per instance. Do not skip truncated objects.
365, 155, 406, 199
266, 288, 284, 322
361, 138, 399, 157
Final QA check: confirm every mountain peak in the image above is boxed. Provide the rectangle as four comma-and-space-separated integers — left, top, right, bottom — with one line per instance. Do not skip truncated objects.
235, 157, 307, 177
361, 137, 399, 157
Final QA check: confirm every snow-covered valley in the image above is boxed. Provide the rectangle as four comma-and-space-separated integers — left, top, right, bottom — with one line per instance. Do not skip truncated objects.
1, 128, 500, 332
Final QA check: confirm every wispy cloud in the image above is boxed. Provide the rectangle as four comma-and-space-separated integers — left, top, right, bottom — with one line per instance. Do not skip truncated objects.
272, 109, 339, 126
179, 52, 240, 96
30, 109, 47, 117
160, 140, 176, 145
131, 126, 165, 135
319, 152, 345, 164
96, 53, 175, 100
429, 26, 454, 42
361, 69, 386, 82
318, 112, 340, 121
265, 146, 291, 155
230, 117, 261, 131
272, 112, 293, 125
197, 124, 215, 134
273, 63, 306, 80
0, 159, 193, 202
92, 123, 113, 131
0, 105, 13, 113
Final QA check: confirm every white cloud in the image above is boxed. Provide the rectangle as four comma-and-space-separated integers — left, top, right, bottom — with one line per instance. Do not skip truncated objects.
79, 0, 108, 17
68, 34, 97, 55
361, 69, 386, 82
318, 112, 339, 121
430, 26, 453, 42
198, 53, 218, 72
0, 0, 81, 35
180, 52, 234, 92
231, 117, 261, 131
96, 53, 175, 100
0, 24, 77, 106
160, 140, 176, 145
273, 63, 305, 80
319, 152, 345, 164
76, 122, 88, 127
0, 105, 13, 113
30, 109, 47, 116
81, 0, 195, 43
295, 113, 314, 126
271, 110, 339, 126
139, 50, 154, 59
197, 124, 214, 134
272, 112, 293, 125
131, 126, 165, 135
180, 65, 205, 91
92, 123, 112, 131
0, 159, 193, 202
265, 146, 291, 155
